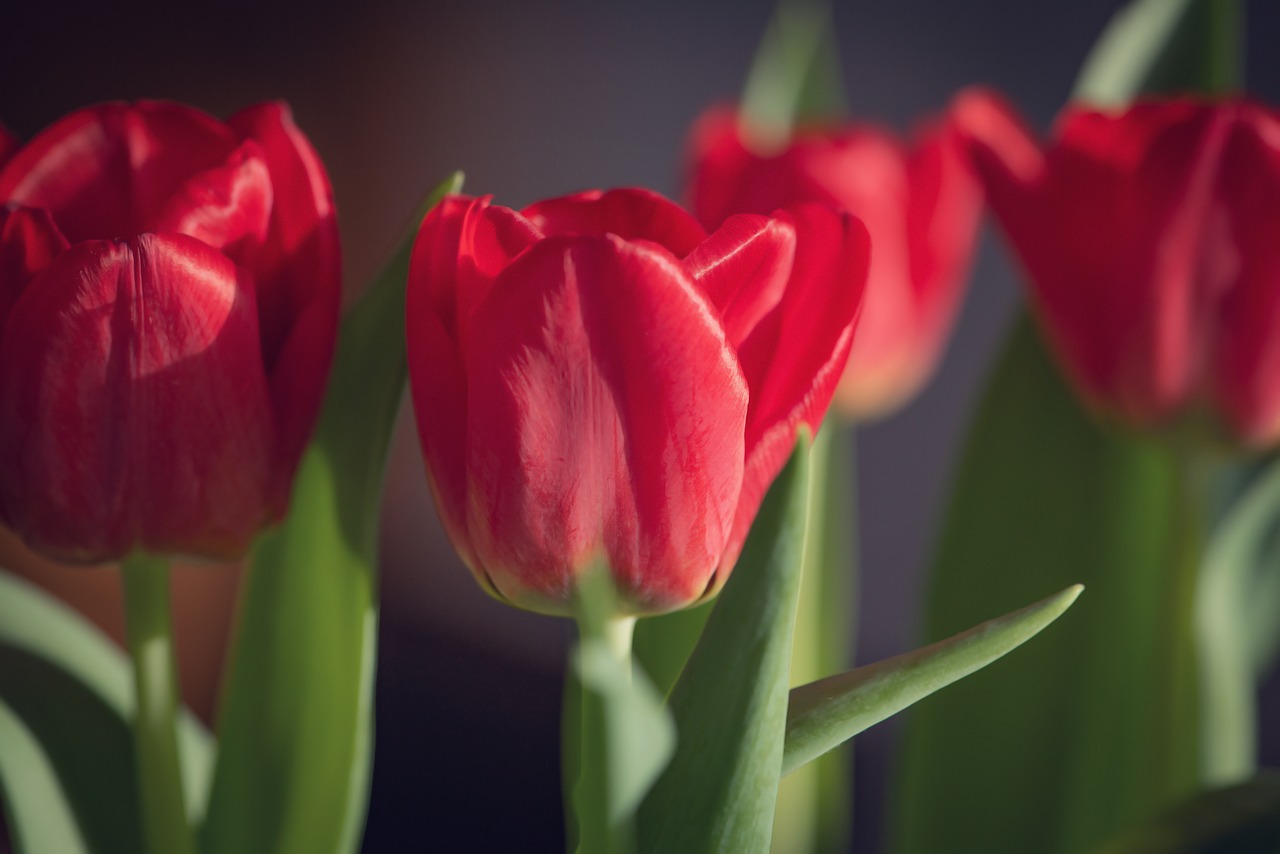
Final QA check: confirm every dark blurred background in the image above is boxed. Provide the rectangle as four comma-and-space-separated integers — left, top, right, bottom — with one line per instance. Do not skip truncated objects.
3, 1, 1280, 851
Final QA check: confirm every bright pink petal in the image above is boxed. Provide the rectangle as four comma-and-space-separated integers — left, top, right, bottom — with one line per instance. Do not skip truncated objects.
462, 235, 747, 614
685, 213, 796, 347
726, 205, 869, 575
0, 233, 275, 562
1212, 103, 1280, 444
227, 103, 341, 484
523, 188, 707, 258
0, 205, 68, 328
147, 139, 273, 257
0, 102, 238, 243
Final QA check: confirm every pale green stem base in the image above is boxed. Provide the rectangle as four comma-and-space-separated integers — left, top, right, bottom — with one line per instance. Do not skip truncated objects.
575, 615, 637, 854
121, 555, 195, 854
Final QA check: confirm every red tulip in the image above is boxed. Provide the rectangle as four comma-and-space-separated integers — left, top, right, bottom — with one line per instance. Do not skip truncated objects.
956, 89, 1280, 446
0, 101, 340, 562
407, 188, 868, 615
687, 100, 982, 419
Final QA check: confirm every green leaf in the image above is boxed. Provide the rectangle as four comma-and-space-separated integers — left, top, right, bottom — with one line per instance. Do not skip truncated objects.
637, 436, 811, 853
739, 0, 846, 149
1195, 456, 1280, 783
633, 600, 713, 699
0, 569, 214, 854
200, 172, 463, 854
0, 699, 89, 854
1098, 773, 1280, 853
783, 584, 1082, 776
891, 316, 1198, 854
1074, 0, 1241, 106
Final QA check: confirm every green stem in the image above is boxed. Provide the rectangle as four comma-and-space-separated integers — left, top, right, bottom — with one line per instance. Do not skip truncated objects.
575, 614, 637, 854
121, 555, 195, 854
1163, 450, 1204, 791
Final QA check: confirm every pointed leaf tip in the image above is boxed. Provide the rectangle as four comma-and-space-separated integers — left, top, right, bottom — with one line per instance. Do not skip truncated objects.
783, 583, 1084, 776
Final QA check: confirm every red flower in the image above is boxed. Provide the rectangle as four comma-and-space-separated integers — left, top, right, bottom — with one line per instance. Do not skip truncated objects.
686, 100, 982, 418
407, 189, 868, 615
0, 125, 16, 166
0, 101, 340, 562
956, 89, 1280, 446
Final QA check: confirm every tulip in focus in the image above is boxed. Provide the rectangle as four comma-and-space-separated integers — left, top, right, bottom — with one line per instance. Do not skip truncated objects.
407, 188, 869, 615
0, 101, 340, 562
686, 100, 982, 418
956, 89, 1280, 447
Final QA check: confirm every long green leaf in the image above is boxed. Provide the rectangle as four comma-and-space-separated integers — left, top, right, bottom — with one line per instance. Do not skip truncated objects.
891, 317, 1196, 853
0, 569, 213, 854
637, 436, 811, 853
783, 584, 1081, 775
201, 172, 462, 854
0, 699, 89, 854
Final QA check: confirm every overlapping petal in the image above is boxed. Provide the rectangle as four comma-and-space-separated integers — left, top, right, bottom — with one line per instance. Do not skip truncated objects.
0, 235, 274, 561
408, 189, 867, 614
687, 99, 981, 419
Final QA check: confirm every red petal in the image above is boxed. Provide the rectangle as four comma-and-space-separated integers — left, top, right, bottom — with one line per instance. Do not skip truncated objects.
406, 194, 537, 581
462, 235, 747, 614
0, 102, 238, 243
0, 205, 68, 329
523, 188, 707, 258
726, 205, 868, 574
1212, 103, 1280, 444
0, 233, 275, 562
685, 213, 795, 347
686, 106, 758, 230
228, 103, 341, 482
146, 139, 273, 257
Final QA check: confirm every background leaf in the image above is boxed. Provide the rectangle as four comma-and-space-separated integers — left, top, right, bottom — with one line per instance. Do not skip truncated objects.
1099, 773, 1280, 854
891, 317, 1196, 853
637, 437, 811, 853
0, 569, 213, 854
200, 173, 462, 854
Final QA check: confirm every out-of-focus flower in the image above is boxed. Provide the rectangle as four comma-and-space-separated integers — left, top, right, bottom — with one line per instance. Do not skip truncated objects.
686, 100, 982, 418
407, 188, 868, 615
957, 89, 1280, 446
0, 125, 16, 166
0, 101, 340, 562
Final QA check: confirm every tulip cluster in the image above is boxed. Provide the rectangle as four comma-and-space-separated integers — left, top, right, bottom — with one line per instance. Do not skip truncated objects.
0, 101, 340, 562
957, 89, 1280, 447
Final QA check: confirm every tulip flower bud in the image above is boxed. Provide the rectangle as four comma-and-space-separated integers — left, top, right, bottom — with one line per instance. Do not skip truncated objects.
955, 89, 1280, 447
0, 101, 340, 562
686, 99, 983, 419
407, 189, 869, 615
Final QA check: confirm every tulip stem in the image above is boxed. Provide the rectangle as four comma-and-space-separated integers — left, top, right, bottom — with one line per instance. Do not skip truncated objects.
121, 554, 195, 854
573, 608, 638, 854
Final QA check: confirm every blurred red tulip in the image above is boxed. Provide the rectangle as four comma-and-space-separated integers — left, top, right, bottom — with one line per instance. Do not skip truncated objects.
407, 188, 868, 615
0, 101, 340, 562
0, 125, 15, 166
957, 89, 1280, 446
686, 100, 982, 419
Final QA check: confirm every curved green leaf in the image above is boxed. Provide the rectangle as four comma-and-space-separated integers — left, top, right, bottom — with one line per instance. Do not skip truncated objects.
784, 584, 1081, 775
201, 173, 463, 854
0, 699, 89, 854
0, 569, 213, 854
638, 436, 811, 853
